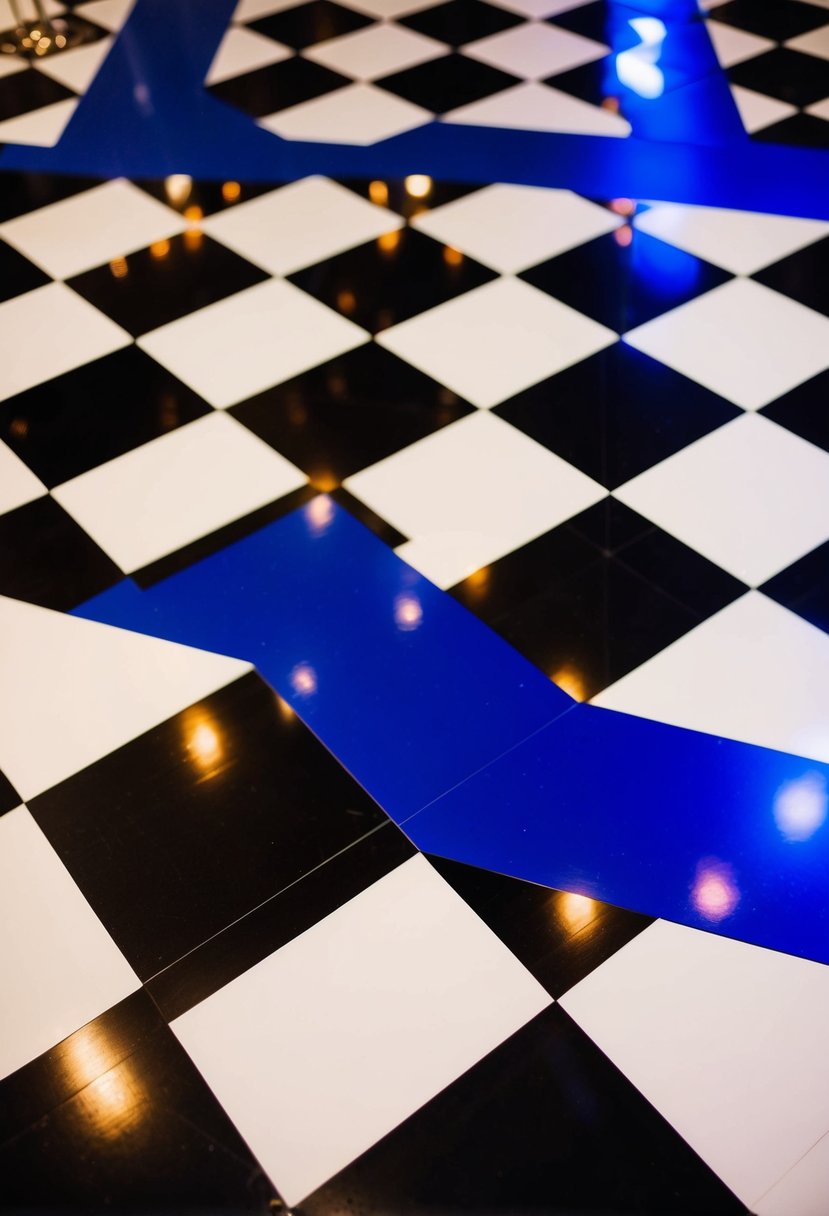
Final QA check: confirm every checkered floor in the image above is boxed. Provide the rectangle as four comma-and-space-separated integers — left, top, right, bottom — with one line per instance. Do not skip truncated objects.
2, 170, 829, 1214
705, 0, 829, 146
206, 0, 634, 143
0, 0, 132, 146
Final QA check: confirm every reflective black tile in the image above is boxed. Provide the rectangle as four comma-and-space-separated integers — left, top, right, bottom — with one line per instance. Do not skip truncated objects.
0, 170, 104, 223
494, 343, 740, 490
546, 0, 633, 46
752, 111, 829, 148
208, 57, 349, 118
335, 176, 484, 221
149, 823, 415, 1021
329, 485, 407, 547
520, 229, 732, 334
0, 347, 212, 488
752, 234, 829, 317
450, 500, 746, 699
28, 672, 389, 979
710, 0, 828, 40
0, 237, 50, 303
0, 767, 20, 817
132, 484, 316, 588
544, 56, 619, 108
399, 0, 522, 47
760, 541, 829, 635
761, 368, 829, 453
288, 228, 496, 333
0, 495, 121, 611
300, 1004, 748, 1215
728, 48, 829, 108
0, 68, 74, 122
0, 992, 277, 1211
428, 855, 653, 998
67, 232, 270, 336
136, 177, 280, 217
231, 343, 474, 483
250, 0, 373, 48
376, 53, 518, 114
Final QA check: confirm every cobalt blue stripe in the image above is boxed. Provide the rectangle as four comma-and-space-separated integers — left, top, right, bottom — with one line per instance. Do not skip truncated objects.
74, 500, 829, 964
2, 0, 828, 220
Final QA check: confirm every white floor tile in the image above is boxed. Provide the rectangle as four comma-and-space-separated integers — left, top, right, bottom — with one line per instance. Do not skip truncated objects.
0, 440, 46, 516
0, 56, 27, 82
345, 0, 432, 17
730, 84, 797, 133
377, 276, 616, 408
0, 283, 130, 403
0, 97, 77, 148
0, 595, 250, 801
74, 0, 134, 29
444, 81, 631, 136
494, 0, 593, 18
304, 23, 446, 78
138, 278, 368, 408
54, 412, 306, 572
787, 26, 829, 60
0, 0, 64, 25
705, 20, 774, 67
346, 410, 606, 587
560, 920, 829, 1211
233, 0, 306, 18
203, 177, 402, 276
806, 96, 829, 121
463, 22, 607, 79
755, 1130, 829, 1216
261, 82, 430, 144
206, 26, 291, 85
593, 592, 829, 765
34, 36, 113, 93
173, 854, 550, 1207
634, 202, 829, 276
0, 806, 140, 1080
615, 414, 829, 586
0, 180, 186, 280
624, 278, 829, 410
412, 183, 621, 273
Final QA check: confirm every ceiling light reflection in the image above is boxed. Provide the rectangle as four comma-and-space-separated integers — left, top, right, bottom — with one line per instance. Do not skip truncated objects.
290, 663, 317, 697
369, 180, 389, 206
774, 771, 828, 842
181, 707, 225, 779
559, 891, 596, 932
394, 592, 423, 632
222, 181, 241, 203
691, 859, 739, 922
306, 494, 335, 535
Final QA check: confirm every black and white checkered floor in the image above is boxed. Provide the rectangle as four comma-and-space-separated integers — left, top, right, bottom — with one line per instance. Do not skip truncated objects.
2, 168, 829, 1213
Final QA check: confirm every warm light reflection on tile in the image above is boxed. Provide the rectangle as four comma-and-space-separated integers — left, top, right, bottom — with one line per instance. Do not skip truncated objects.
614, 225, 634, 247
443, 246, 464, 267
181, 707, 225, 780
183, 205, 203, 225
183, 227, 203, 252
109, 256, 128, 279
275, 692, 296, 722
222, 181, 241, 203
60, 1026, 146, 1141
164, 174, 193, 206
377, 229, 401, 255
404, 175, 432, 199
369, 180, 389, 207
394, 592, 423, 632
691, 859, 740, 922
336, 289, 357, 314
559, 891, 597, 932
311, 471, 339, 493
149, 239, 170, 260
551, 664, 588, 701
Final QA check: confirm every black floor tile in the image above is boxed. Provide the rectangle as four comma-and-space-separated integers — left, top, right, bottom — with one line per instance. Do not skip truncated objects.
376, 52, 518, 114
67, 232, 270, 336
760, 540, 829, 635
0, 171, 104, 223
149, 823, 415, 1021
761, 368, 829, 454
0, 347, 212, 488
546, 0, 632, 47
136, 177, 280, 217
0, 992, 277, 1211
544, 56, 619, 108
0, 495, 121, 611
520, 229, 732, 334
400, 0, 522, 46
300, 1004, 748, 1215
288, 227, 496, 333
494, 343, 740, 490
249, 0, 373, 49
710, 0, 829, 40
208, 57, 349, 118
335, 176, 484, 221
450, 500, 746, 699
231, 343, 474, 483
0, 68, 74, 122
752, 233, 829, 317
728, 48, 829, 108
752, 112, 829, 148
0, 238, 50, 303
28, 672, 389, 979
428, 855, 653, 998
0, 768, 20, 817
